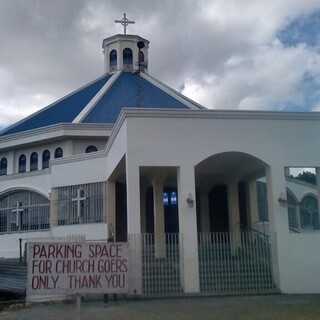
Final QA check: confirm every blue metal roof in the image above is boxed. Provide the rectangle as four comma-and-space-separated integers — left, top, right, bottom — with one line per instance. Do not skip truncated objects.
0, 71, 202, 137
0, 74, 112, 136
82, 72, 189, 123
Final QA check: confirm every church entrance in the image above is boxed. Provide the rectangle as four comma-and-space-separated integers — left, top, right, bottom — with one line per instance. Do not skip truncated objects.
209, 184, 229, 232
144, 186, 179, 234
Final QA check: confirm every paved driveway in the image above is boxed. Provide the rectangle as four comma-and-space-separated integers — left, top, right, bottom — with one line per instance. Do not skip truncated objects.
1, 294, 320, 320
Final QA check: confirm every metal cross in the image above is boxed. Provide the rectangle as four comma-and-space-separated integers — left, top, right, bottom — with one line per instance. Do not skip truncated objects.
72, 189, 86, 221
12, 201, 24, 227
115, 13, 135, 35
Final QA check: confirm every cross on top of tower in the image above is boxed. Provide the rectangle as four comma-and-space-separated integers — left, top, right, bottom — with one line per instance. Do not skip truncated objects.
115, 13, 135, 35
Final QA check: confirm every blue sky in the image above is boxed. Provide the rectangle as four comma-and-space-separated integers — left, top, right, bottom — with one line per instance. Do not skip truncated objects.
1, 1, 320, 132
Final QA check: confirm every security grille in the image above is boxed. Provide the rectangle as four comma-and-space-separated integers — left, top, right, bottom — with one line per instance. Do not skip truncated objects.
0, 190, 49, 233
56, 182, 106, 225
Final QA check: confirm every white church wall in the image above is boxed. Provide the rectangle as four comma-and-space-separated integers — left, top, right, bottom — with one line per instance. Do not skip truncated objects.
0, 170, 51, 197
119, 110, 320, 294
0, 230, 51, 258
278, 233, 320, 293
51, 223, 108, 240
50, 155, 107, 187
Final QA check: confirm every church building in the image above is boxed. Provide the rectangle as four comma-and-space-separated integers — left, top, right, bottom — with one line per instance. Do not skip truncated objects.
1, 18, 320, 296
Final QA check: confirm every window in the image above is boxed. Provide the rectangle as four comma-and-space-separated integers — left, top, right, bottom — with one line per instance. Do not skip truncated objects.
139, 51, 144, 63
257, 181, 269, 221
18, 154, 26, 173
170, 192, 177, 205
110, 50, 117, 67
54, 147, 63, 159
0, 190, 50, 233
85, 145, 98, 153
299, 195, 320, 230
163, 191, 177, 206
42, 150, 50, 169
30, 152, 38, 171
0, 158, 7, 176
123, 48, 133, 65
163, 192, 169, 206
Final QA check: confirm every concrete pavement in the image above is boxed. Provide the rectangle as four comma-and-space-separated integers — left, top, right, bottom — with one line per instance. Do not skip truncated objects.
1, 294, 320, 320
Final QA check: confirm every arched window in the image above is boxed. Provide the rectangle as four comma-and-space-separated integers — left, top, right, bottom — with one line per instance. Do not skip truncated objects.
85, 145, 98, 153
110, 50, 117, 68
300, 195, 320, 230
123, 48, 133, 65
54, 147, 63, 159
42, 150, 50, 169
139, 51, 144, 63
0, 158, 7, 176
0, 190, 50, 232
30, 152, 38, 171
18, 154, 26, 173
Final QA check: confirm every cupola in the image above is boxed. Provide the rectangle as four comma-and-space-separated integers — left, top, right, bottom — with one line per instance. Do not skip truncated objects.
102, 13, 149, 74
102, 34, 149, 74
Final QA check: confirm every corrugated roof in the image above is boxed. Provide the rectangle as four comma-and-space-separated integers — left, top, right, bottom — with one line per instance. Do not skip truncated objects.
0, 74, 112, 136
82, 72, 190, 123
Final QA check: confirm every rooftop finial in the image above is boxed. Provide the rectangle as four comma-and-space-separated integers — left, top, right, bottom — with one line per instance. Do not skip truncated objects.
115, 13, 135, 35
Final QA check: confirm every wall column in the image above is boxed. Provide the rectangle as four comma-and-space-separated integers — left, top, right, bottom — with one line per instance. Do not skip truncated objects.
49, 188, 58, 229
152, 179, 166, 258
177, 165, 200, 293
249, 180, 259, 228
227, 181, 240, 233
198, 186, 211, 232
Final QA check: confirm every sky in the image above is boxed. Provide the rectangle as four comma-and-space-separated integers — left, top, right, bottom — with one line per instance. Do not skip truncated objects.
1, 0, 320, 131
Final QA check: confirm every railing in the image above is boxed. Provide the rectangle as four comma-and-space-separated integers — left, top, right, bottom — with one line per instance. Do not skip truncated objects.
129, 233, 183, 295
198, 232, 277, 293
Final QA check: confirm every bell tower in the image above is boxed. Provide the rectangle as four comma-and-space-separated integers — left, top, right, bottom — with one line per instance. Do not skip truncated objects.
102, 14, 149, 74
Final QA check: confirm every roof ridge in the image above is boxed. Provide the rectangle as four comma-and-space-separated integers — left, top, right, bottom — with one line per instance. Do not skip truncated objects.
72, 71, 122, 123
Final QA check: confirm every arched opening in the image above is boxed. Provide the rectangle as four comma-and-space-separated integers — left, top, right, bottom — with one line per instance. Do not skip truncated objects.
54, 147, 63, 159
86, 145, 98, 153
123, 48, 133, 70
18, 154, 26, 173
0, 158, 7, 176
195, 152, 268, 233
109, 49, 117, 70
42, 150, 50, 169
30, 152, 38, 171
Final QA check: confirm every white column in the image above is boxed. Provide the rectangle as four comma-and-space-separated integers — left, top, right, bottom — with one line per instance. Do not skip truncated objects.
106, 181, 116, 239
140, 183, 148, 233
126, 164, 141, 235
249, 180, 259, 228
177, 165, 200, 293
227, 180, 241, 255
126, 163, 142, 294
227, 181, 240, 233
265, 166, 288, 235
153, 179, 166, 258
315, 168, 320, 214
265, 165, 288, 291
49, 188, 58, 228
199, 186, 211, 232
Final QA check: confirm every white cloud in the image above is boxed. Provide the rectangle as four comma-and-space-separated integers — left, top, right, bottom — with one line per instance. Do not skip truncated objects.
1, 0, 320, 129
